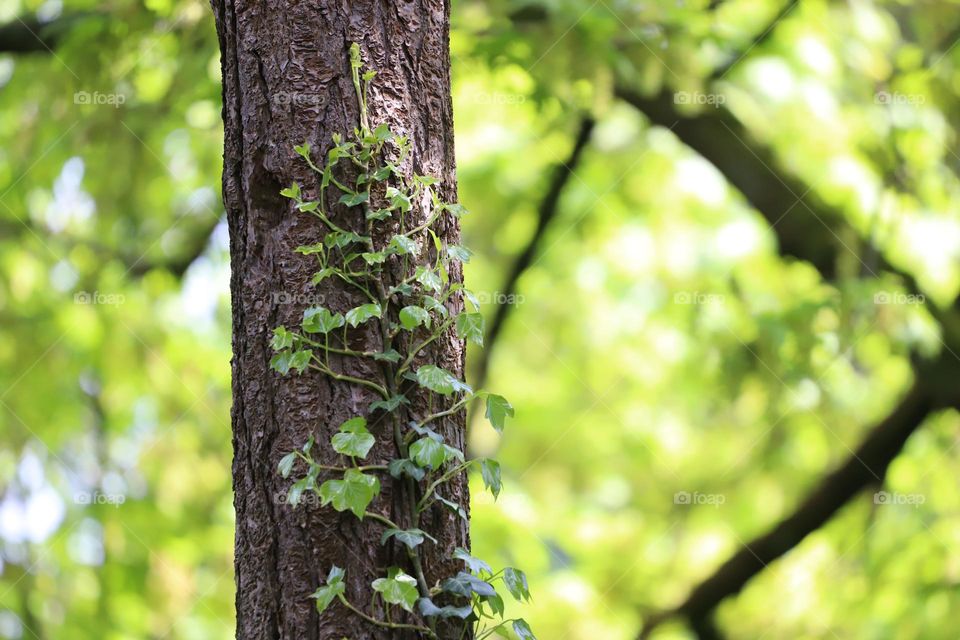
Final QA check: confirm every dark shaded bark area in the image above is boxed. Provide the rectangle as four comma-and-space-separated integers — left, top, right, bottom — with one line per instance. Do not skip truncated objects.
211, 2, 465, 638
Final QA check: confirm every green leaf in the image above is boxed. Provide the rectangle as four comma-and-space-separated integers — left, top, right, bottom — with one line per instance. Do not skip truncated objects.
399, 306, 430, 330
485, 394, 514, 433
389, 234, 417, 255
453, 548, 492, 575
270, 326, 294, 351
371, 349, 402, 363
415, 364, 466, 396
338, 191, 369, 207
441, 572, 497, 598
331, 417, 375, 459
289, 350, 312, 373
361, 251, 387, 264
456, 312, 485, 346
345, 303, 382, 328
381, 528, 435, 550
385, 186, 411, 212
446, 244, 472, 263
418, 597, 473, 620
388, 458, 425, 482
294, 142, 311, 160
444, 202, 468, 217
370, 394, 407, 413
415, 266, 442, 293
435, 495, 468, 520
324, 230, 366, 249
479, 458, 502, 499
318, 469, 380, 519
297, 200, 319, 212
295, 244, 325, 255
484, 593, 505, 617
415, 174, 439, 186
280, 182, 301, 199
389, 283, 415, 297
311, 268, 335, 284
513, 619, 537, 640
303, 307, 345, 334
287, 476, 310, 507
422, 296, 448, 318
270, 350, 312, 375
409, 437, 452, 469
373, 123, 392, 142
277, 452, 297, 479
365, 208, 392, 221
372, 567, 419, 612
503, 567, 531, 602
310, 566, 345, 613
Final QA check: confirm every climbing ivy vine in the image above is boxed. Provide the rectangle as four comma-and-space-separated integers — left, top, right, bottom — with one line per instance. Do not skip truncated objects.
269, 44, 536, 640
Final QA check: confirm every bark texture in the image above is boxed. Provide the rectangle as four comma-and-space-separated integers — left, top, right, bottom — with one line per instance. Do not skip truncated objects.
211, 2, 465, 638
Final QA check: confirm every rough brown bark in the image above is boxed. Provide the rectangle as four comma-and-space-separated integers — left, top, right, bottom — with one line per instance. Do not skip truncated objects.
210, 2, 466, 638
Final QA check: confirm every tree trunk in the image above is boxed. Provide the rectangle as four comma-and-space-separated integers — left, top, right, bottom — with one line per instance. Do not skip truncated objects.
210, 2, 466, 638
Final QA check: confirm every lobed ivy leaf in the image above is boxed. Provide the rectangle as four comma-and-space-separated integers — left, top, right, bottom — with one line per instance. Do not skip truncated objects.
371, 349, 402, 363
373, 123, 392, 142
385, 186, 411, 212
418, 597, 473, 620
435, 495, 468, 521
441, 571, 497, 598
345, 303, 382, 328
338, 191, 369, 207
479, 458, 502, 499
293, 142, 311, 160
318, 469, 380, 519
446, 244, 471, 263
381, 527, 436, 550
277, 452, 297, 479
280, 182, 301, 199
389, 234, 417, 256
372, 567, 419, 612
286, 476, 311, 507
399, 305, 430, 330
370, 394, 407, 413
310, 566, 345, 614
270, 326, 294, 351
270, 349, 312, 375
410, 437, 454, 469
415, 266, 442, 293
303, 307, 345, 334
387, 458, 425, 482
361, 251, 387, 264
513, 619, 537, 640
484, 394, 514, 433
297, 200, 320, 212
415, 365, 469, 396
456, 312, 485, 347
366, 207, 392, 221
422, 295, 448, 318
453, 548, 492, 576
503, 567, 531, 602
311, 268, 335, 284
295, 244, 325, 255
324, 230, 367, 249
483, 593, 505, 617
330, 417, 375, 459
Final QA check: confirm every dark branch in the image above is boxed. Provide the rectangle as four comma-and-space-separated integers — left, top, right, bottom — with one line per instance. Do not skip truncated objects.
0, 14, 88, 54
470, 116, 594, 392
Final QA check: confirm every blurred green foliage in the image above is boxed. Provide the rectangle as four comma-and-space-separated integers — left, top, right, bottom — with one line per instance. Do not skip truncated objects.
1, 0, 959, 638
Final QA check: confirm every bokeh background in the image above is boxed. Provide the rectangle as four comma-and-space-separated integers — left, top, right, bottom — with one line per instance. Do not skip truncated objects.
2, 0, 960, 638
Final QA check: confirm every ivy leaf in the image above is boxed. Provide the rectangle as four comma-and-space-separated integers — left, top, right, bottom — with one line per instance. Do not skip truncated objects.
456, 312, 485, 346
484, 593, 505, 617
389, 282, 415, 297
324, 230, 366, 249
415, 174, 439, 186
338, 191, 369, 207
422, 296, 448, 318
372, 567, 419, 612
295, 244, 325, 255
415, 365, 469, 396
388, 458, 425, 482
441, 572, 497, 598
366, 208, 392, 221
453, 548, 492, 576
311, 268, 335, 284
373, 123, 392, 142
371, 349, 402, 363
287, 476, 311, 507
270, 326, 294, 351
479, 458, 502, 499
345, 303, 382, 328
280, 182, 301, 199
389, 234, 417, 255
385, 186, 412, 212
297, 200, 320, 212
270, 350, 312, 375
446, 244, 471, 263
410, 437, 453, 469
370, 394, 407, 413
318, 469, 380, 519
331, 417, 375, 459
399, 305, 430, 330
513, 619, 537, 640
303, 307, 345, 334
310, 566, 345, 614
485, 394, 514, 433
444, 202, 468, 217
361, 251, 387, 264
435, 495, 468, 521
381, 527, 436, 550
277, 452, 297, 479
294, 142, 311, 160
415, 266, 442, 293
418, 597, 473, 620
503, 567, 531, 602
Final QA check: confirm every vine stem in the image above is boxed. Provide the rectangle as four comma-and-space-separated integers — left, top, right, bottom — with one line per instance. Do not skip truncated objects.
336, 594, 436, 638
416, 460, 473, 513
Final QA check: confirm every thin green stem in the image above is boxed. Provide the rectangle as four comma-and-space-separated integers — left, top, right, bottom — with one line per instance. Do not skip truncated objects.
337, 594, 434, 637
